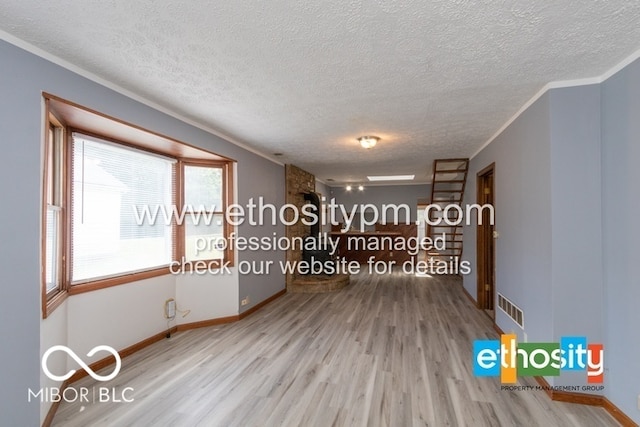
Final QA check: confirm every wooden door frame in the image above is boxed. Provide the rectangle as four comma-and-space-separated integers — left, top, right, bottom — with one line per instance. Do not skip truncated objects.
476, 163, 495, 315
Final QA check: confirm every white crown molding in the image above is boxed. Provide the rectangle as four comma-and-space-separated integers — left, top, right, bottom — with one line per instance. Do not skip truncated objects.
0, 29, 284, 168
471, 47, 640, 160
600, 46, 640, 82
469, 84, 550, 160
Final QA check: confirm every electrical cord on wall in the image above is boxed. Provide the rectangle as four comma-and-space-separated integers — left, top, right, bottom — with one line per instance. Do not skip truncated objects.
166, 318, 173, 339
176, 306, 191, 318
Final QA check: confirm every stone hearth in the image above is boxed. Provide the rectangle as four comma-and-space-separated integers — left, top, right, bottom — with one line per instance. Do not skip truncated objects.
289, 273, 350, 293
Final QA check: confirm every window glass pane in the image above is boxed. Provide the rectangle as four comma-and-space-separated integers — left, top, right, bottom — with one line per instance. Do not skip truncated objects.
45, 207, 60, 293
185, 214, 224, 261
71, 134, 174, 282
47, 127, 54, 205
48, 126, 64, 206
184, 166, 222, 210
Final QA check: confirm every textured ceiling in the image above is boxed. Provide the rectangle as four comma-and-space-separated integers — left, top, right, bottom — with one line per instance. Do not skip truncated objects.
1, 1, 640, 184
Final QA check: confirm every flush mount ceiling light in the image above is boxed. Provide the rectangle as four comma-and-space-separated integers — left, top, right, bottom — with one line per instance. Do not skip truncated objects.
358, 136, 379, 149
367, 175, 415, 181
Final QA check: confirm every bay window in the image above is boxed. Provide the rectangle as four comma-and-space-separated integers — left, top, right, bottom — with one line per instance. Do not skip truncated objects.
42, 94, 234, 317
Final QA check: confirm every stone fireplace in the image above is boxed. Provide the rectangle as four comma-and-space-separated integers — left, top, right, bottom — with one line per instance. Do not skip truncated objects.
285, 164, 349, 293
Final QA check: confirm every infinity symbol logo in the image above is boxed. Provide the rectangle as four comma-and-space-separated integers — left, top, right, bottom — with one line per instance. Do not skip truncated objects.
42, 345, 122, 382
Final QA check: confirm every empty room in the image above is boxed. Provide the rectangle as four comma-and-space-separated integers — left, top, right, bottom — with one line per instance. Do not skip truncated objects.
1, 1, 639, 426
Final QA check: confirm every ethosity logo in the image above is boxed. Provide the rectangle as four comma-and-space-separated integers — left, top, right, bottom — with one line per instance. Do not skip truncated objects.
473, 334, 604, 383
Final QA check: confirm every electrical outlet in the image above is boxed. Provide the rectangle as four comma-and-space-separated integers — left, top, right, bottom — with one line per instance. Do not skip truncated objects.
241, 296, 250, 306
165, 299, 176, 319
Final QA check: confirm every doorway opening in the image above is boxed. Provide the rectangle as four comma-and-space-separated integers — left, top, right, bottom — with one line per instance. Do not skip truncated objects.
476, 163, 495, 319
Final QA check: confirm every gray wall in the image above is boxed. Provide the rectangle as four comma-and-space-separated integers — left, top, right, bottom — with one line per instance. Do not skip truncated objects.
1, 40, 42, 426
548, 85, 604, 386
601, 58, 640, 421
328, 184, 431, 227
315, 180, 330, 198
464, 85, 605, 386
237, 153, 285, 314
0, 39, 284, 424
463, 93, 554, 346
315, 180, 332, 233
464, 63, 640, 422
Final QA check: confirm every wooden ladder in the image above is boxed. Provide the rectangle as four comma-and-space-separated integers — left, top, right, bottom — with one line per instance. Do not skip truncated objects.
426, 158, 469, 264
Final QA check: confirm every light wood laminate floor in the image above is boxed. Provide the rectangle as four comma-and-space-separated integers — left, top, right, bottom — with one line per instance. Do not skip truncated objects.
53, 271, 620, 426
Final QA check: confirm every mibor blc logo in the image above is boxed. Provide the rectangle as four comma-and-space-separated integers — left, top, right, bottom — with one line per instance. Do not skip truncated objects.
42, 345, 122, 382
29, 345, 133, 404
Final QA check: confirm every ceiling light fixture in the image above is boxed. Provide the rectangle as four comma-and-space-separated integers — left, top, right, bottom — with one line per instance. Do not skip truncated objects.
367, 175, 415, 181
346, 185, 352, 191
358, 136, 379, 149
358, 185, 364, 191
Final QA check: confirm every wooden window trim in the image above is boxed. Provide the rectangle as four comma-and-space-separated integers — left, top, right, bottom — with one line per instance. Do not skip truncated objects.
178, 160, 235, 271
44, 289, 69, 318
41, 108, 52, 317
42, 104, 69, 319
69, 267, 172, 295
44, 92, 233, 162
225, 162, 235, 266
42, 93, 236, 316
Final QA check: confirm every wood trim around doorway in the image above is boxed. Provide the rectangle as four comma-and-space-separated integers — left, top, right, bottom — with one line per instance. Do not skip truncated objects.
476, 162, 495, 315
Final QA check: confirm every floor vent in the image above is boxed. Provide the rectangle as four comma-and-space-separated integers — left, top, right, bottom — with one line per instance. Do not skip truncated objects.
497, 293, 524, 328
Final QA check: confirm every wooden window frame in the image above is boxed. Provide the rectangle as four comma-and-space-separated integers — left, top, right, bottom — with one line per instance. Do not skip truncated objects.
42, 110, 69, 318
178, 160, 234, 271
42, 93, 236, 317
